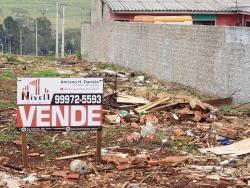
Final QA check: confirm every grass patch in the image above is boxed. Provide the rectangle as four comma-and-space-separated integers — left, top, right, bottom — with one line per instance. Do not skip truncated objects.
0, 70, 16, 80
156, 131, 165, 141
103, 127, 117, 138
0, 123, 19, 143
0, 102, 17, 111
166, 139, 199, 155
220, 105, 250, 115
96, 63, 117, 71
6, 54, 17, 62
27, 70, 60, 77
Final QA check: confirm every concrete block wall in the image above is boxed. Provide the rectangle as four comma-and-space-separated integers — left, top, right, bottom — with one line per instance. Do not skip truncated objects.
81, 21, 250, 103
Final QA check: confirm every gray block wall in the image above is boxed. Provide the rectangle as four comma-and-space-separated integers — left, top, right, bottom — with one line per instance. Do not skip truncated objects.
81, 22, 250, 103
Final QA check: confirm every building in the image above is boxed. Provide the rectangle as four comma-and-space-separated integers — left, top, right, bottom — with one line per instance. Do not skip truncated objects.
91, 0, 250, 26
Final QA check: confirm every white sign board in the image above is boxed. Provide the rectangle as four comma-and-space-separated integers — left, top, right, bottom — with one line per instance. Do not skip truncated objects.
17, 78, 103, 132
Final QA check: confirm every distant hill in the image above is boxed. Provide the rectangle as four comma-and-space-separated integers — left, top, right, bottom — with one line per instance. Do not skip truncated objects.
0, 0, 91, 29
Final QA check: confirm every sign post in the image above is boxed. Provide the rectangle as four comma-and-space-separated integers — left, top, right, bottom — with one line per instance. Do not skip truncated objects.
96, 130, 102, 162
17, 78, 104, 167
21, 132, 28, 168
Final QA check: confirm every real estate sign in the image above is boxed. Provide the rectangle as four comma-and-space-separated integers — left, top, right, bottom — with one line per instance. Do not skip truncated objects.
17, 78, 103, 132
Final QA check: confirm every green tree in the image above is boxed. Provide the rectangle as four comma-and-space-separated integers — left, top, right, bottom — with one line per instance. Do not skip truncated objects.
3, 16, 20, 54
0, 24, 6, 52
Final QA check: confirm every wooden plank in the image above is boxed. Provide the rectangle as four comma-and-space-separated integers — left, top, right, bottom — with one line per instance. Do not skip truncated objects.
117, 94, 149, 104
96, 130, 102, 163
21, 132, 28, 169
135, 97, 171, 113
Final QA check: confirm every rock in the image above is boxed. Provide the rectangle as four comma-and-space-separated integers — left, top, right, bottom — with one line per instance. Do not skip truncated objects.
131, 122, 140, 129
105, 114, 121, 124
218, 127, 238, 139
173, 128, 185, 137
193, 111, 203, 122
70, 160, 88, 175
67, 173, 80, 180
23, 174, 38, 182
140, 114, 159, 124
206, 174, 220, 181
127, 132, 141, 143
134, 87, 150, 99
52, 170, 70, 178
243, 128, 250, 136
142, 134, 156, 143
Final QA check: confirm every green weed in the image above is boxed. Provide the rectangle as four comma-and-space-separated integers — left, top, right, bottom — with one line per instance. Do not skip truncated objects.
220, 105, 250, 115
96, 63, 117, 71
0, 102, 17, 111
6, 54, 17, 62
0, 70, 16, 80
27, 70, 60, 77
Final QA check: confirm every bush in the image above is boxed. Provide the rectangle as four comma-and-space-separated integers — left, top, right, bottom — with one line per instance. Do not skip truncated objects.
76, 50, 81, 60
6, 54, 17, 62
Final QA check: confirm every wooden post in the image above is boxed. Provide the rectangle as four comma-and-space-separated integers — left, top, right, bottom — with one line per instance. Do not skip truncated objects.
96, 130, 102, 163
21, 132, 28, 168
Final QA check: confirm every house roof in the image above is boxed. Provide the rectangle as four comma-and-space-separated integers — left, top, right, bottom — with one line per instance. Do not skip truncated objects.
104, 0, 250, 13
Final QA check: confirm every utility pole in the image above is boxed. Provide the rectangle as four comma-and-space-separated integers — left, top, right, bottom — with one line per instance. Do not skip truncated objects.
36, 19, 38, 56
56, 0, 59, 58
61, 5, 65, 58
9, 35, 12, 54
20, 30, 22, 55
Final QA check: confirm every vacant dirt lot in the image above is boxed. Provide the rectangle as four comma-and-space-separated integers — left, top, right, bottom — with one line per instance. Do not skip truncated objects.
0, 55, 250, 188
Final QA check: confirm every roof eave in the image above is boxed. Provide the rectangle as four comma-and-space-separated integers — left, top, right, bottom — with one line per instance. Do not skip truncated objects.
111, 10, 237, 15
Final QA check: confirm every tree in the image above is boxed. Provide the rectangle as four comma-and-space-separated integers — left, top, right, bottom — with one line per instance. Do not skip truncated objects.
0, 24, 6, 52
3, 16, 20, 54
37, 17, 52, 39
65, 29, 81, 54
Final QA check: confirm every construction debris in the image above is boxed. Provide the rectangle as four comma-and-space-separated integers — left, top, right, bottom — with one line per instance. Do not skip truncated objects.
199, 137, 250, 156
0, 54, 250, 187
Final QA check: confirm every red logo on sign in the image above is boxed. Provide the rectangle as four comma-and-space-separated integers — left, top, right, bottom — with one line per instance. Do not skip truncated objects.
22, 79, 50, 101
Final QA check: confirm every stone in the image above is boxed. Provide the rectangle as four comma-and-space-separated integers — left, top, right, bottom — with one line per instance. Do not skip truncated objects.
173, 128, 185, 137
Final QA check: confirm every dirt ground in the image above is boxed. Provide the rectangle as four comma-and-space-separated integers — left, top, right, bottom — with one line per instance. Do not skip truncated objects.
0, 54, 250, 188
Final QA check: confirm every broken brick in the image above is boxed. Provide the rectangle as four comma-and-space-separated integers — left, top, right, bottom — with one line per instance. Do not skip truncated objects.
173, 128, 185, 137
67, 173, 80, 180
52, 170, 70, 178
218, 127, 238, 139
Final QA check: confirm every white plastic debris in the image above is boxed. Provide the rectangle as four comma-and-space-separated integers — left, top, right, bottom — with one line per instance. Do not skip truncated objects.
0, 172, 22, 188
70, 160, 88, 175
162, 138, 168, 144
173, 114, 179, 120
186, 130, 194, 137
23, 174, 38, 183
140, 122, 156, 137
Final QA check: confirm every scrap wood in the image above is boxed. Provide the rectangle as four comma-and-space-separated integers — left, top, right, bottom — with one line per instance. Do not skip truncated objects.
3, 163, 22, 171
89, 162, 100, 175
189, 98, 218, 113
117, 93, 149, 104
55, 152, 94, 160
135, 96, 171, 113
199, 138, 250, 156
102, 155, 129, 165
116, 164, 137, 171
149, 102, 187, 112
